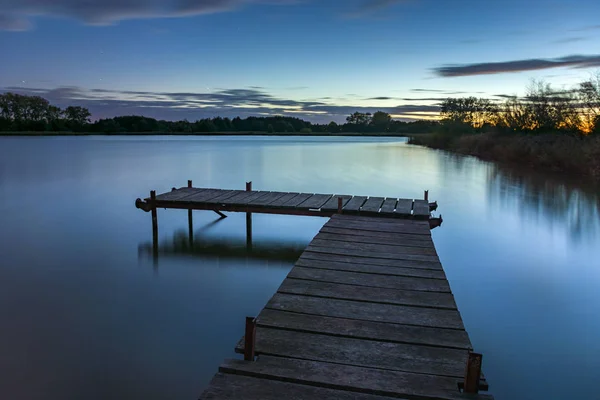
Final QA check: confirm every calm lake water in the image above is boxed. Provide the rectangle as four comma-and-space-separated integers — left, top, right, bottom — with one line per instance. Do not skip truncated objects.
0, 136, 598, 400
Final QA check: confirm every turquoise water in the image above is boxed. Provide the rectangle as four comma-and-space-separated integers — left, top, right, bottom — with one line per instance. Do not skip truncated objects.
0, 136, 598, 400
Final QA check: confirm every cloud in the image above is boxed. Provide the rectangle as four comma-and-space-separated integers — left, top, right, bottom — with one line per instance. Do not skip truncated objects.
344, 0, 411, 18
0, 13, 31, 31
552, 37, 586, 44
433, 54, 600, 77
0, 0, 299, 30
1, 85, 439, 123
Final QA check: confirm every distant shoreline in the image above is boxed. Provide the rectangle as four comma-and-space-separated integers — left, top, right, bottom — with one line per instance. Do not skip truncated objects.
0, 131, 413, 137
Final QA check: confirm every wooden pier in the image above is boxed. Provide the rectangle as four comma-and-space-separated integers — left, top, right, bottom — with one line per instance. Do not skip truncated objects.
135, 182, 492, 400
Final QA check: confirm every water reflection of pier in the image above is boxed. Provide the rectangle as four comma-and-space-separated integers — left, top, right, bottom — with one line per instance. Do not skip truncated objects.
138, 229, 307, 266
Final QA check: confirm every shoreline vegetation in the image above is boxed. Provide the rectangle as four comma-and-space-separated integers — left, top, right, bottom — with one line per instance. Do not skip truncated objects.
2, 74, 599, 179
409, 76, 600, 180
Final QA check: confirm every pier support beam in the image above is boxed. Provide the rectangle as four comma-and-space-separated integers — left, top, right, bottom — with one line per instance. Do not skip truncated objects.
244, 316, 256, 361
463, 352, 483, 394
337, 197, 343, 214
246, 181, 253, 250
151, 190, 159, 262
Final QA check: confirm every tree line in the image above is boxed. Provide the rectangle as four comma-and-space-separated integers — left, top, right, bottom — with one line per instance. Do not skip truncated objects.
439, 75, 600, 135
0, 92, 436, 134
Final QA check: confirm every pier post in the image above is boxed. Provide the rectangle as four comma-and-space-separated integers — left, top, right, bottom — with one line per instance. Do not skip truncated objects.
188, 180, 192, 188
150, 190, 158, 261
463, 352, 483, 394
338, 196, 343, 214
424, 190, 429, 201
244, 316, 256, 361
188, 180, 194, 245
246, 182, 253, 250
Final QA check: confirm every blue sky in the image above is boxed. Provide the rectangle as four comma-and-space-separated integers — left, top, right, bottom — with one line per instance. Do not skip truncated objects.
1, 0, 599, 123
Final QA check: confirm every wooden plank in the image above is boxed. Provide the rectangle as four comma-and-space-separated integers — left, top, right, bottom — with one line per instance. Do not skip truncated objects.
306, 245, 440, 263
295, 257, 447, 280
232, 191, 273, 206
266, 293, 465, 330
203, 190, 245, 203
219, 190, 267, 205
280, 193, 313, 207
395, 199, 414, 216
219, 357, 493, 400
266, 192, 301, 207
316, 231, 434, 249
360, 197, 385, 213
343, 196, 367, 212
247, 191, 289, 206
413, 199, 431, 218
296, 194, 334, 209
379, 198, 397, 214
321, 195, 352, 211
199, 373, 396, 400
331, 214, 430, 225
309, 238, 437, 256
179, 189, 231, 203
233, 328, 469, 378
319, 225, 434, 241
251, 309, 472, 350
279, 278, 456, 309
153, 187, 203, 201
325, 219, 431, 235
288, 267, 450, 293
300, 251, 443, 270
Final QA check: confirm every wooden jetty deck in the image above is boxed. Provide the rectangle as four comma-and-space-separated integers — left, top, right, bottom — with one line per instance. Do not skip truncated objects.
135, 183, 492, 400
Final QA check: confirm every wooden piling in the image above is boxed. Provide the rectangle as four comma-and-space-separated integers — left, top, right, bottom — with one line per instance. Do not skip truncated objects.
463, 352, 483, 394
151, 190, 158, 260
188, 180, 193, 188
337, 197, 343, 214
246, 182, 253, 249
244, 317, 256, 361
424, 190, 429, 201
188, 209, 194, 245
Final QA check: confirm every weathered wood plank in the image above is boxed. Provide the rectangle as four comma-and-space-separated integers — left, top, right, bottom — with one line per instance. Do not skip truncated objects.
343, 196, 367, 212
232, 327, 471, 378
325, 219, 431, 235
395, 199, 414, 216
177, 189, 230, 203
413, 199, 431, 217
251, 309, 472, 349
316, 231, 434, 249
379, 198, 397, 214
267, 192, 301, 207
266, 293, 465, 329
281, 193, 313, 207
296, 194, 334, 209
306, 245, 441, 263
221, 190, 268, 205
203, 190, 246, 203
279, 278, 456, 308
360, 197, 385, 213
234, 191, 274, 205
295, 257, 446, 279
247, 191, 289, 206
219, 357, 493, 400
321, 195, 353, 211
153, 187, 203, 201
199, 373, 396, 400
299, 251, 443, 270
310, 238, 438, 256
288, 267, 450, 293
331, 214, 430, 225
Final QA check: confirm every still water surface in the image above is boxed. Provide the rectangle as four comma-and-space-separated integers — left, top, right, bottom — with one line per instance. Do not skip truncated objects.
0, 136, 599, 400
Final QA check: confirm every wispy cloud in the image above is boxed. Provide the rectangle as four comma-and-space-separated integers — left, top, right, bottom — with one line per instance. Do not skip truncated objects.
0, 0, 299, 30
433, 54, 600, 77
1, 86, 439, 123
552, 36, 587, 44
344, 0, 411, 18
